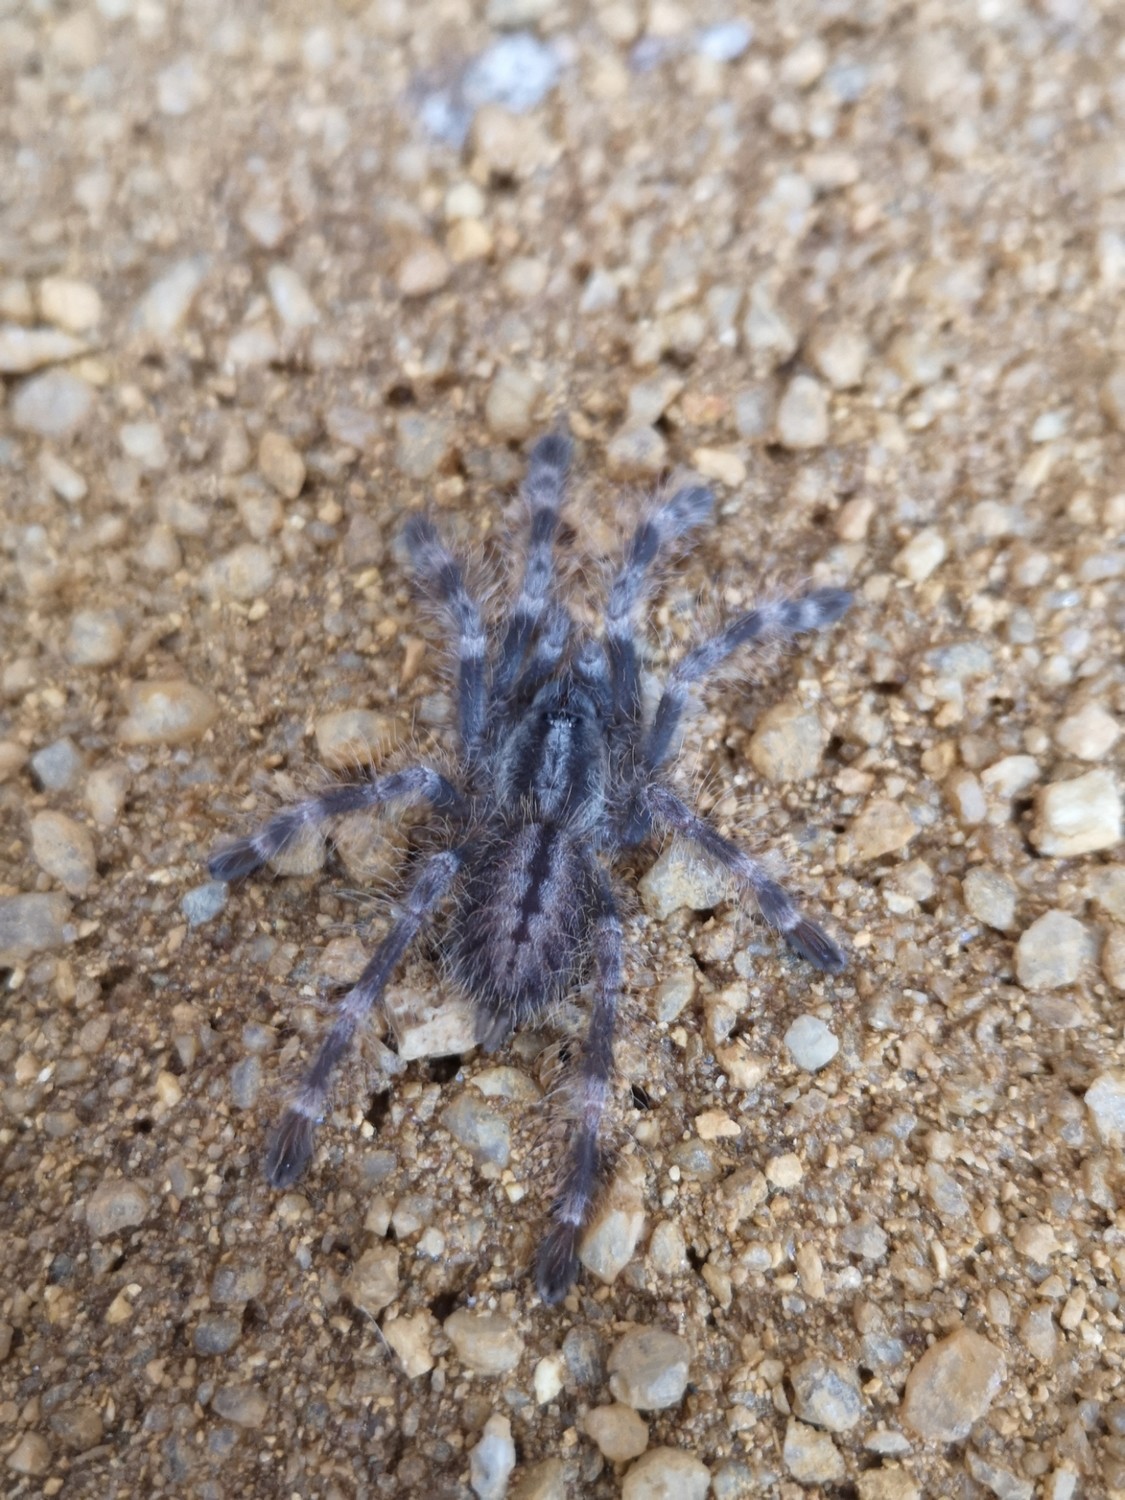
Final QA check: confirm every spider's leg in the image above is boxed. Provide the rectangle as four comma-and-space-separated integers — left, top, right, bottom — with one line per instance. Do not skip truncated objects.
403, 515, 490, 757
208, 766, 465, 882
508, 600, 574, 703
605, 486, 714, 733
491, 432, 573, 696
639, 783, 846, 972
641, 586, 851, 776
536, 870, 622, 1304
264, 847, 464, 1188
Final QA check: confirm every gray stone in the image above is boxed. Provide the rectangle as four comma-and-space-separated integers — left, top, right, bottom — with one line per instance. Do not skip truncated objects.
11, 369, 95, 437
30, 737, 84, 791
776, 374, 829, 449
86, 1178, 151, 1238
962, 867, 1017, 931
901, 1328, 1005, 1442
470, 1414, 516, 1500
442, 1092, 511, 1167
445, 1310, 524, 1375
622, 1446, 711, 1500
134, 256, 209, 337
1085, 1071, 1125, 1146
783, 1418, 845, 1483
0, 893, 72, 957
193, 1315, 242, 1355
343, 1245, 400, 1317
30, 811, 97, 896
182, 881, 228, 926
608, 1328, 691, 1411
211, 1385, 267, 1428
66, 608, 124, 667
1015, 910, 1086, 990
790, 1356, 864, 1432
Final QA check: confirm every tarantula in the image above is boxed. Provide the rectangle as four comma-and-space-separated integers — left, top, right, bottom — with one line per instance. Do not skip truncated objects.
209, 432, 850, 1304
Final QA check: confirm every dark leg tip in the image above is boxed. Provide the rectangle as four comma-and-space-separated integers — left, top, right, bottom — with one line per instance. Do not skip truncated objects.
788, 918, 847, 973
208, 838, 265, 882
264, 1109, 316, 1189
535, 1223, 581, 1305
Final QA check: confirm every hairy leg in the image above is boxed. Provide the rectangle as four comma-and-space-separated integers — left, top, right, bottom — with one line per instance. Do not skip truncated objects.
264, 848, 464, 1188
536, 870, 623, 1304
403, 515, 490, 757
642, 586, 851, 776
639, 783, 845, 972
208, 766, 465, 882
491, 432, 573, 696
604, 485, 714, 733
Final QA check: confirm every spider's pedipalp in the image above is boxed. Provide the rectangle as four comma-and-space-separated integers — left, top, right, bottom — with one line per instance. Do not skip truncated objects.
403, 515, 489, 756
642, 585, 853, 775
643, 783, 845, 971
207, 767, 464, 881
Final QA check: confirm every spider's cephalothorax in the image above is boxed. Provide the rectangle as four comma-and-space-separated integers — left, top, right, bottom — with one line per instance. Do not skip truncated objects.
209, 432, 851, 1303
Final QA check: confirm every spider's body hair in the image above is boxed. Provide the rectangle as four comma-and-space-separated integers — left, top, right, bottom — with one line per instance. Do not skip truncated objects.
209, 429, 851, 1304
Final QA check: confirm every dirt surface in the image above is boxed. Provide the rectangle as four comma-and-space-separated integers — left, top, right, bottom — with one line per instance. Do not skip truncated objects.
2, 1, 1124, 1497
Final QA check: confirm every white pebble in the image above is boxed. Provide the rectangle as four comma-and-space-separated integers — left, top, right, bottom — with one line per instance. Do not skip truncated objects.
1031, 770, 1122, 856
784, 1015, 839, 1072
469, 1415, 516, 1500
894, 527, 947, 583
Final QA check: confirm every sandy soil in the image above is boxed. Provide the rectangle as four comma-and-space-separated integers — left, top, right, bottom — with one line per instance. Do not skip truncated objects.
1, 1, 1124, 1496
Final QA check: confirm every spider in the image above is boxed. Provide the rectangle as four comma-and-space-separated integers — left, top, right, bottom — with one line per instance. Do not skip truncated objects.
209, 431, 850, 1304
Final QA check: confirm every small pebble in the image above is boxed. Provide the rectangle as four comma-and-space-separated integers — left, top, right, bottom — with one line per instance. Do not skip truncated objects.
784, 1015, 839, 1072
894, 528, 947, 583
267, 264, 319, 330
691, 447, 746, 487
485, 367, 539, 440
639, 844, 730, 918
193, 1315, 242, 1355
1084, 1071, 1125, 1146
182, 882, 228, 927
118, 681, 219, 745
442, 1092, 510, 1167
229, 1056, 262, 1109
210, 1263, 266, 1304
314, 709, 392, 769
201, 543, 275, 603
776, 374, 829, 449
696, 21, 753, 63
849, 797, 917, 860
470, 1414, 516, 1500
962, 867, 1018, 931
444, 1310, 525, 1375
11, 369, 95, 437
85, 763, 130, 827
30, 811, 97, 896
1103, 928, 1125, 991
1015, 910, 1087, 990
900, 1327, 1005, 1442
622, 1447, 711, 1500
40, 451, 88, 503
1054, 703, 1119, 762
7, 1433, 51, 1477
578, 1169, 645, 1286
608, 1327, 691, 1410
119, 420, 168, 470
134, 256, 209, 337
0, 325, 88, 373
67, 608, 124, 667
397, 244, 451, 298
1101, 362, 1125, 432
258, 430, 306, 498
0, 893, 72, 955
857, 1474, 920, 1500
748, 700, 827, 782
606, 423, 668, 478
582, 1404, 649, 1463
463, 34, 561, 113
383, 1312, 436, 1378
48, 1404, 104, 1452
31, 737, 84, 791
86, 1178, 151, 1238
1031, 770, 1122, 856
211, 1385, 268, 1429
966, 1449, 1033, 1500
39, 276, 103, 332
809, 325, 870, 389
395, 411, 455, 478
783, 1419, 845, 1483
343, 1245, 400, 1316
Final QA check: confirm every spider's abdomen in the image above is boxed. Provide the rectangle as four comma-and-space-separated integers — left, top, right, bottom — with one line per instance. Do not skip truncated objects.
451, 821, 595, 1049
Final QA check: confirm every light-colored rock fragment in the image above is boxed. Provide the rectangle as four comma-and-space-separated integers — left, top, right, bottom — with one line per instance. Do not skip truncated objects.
470, 1414, 516, 1500
1015, 910, 1086, 990
894, 528, 947, 583
39, 276, 103, 332
30, 811, 97, 897
900, 1327, 1005, 1442
485, 367, 539, 440
582, 1403, 649, 1463
267, 264, 319, 329
749, 700, 828, 782
639, 844, 731, 918
397, 244, 451, 297
621, 1446, 711, 1500
849, 798, 917, 860
1085, 1071, 1125, 1146
1031, 771, 1121, 856
134, 256, 208, 337
962, 867, 1017, 930
783, 1418, 845, 1483
67, 608, 124, 667
343, 1245, 400, 1316
1055, 703, 1119, 762
444, 1310, 524, 1375
608, 1328, 691, 1411
579, 1167, 646, 1286
86, 1178, 151, 1238
201, 543, 275, 603
784, 1015, 839, 1071
118, 681, 219, 745
258, 430, 306, 498
11, 369, 95, 437
791, 1357, 863, 1432
0, 325, 88, 373
777, 374, 829, 448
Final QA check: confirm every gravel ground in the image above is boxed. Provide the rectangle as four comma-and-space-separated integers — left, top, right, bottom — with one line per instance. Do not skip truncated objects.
2, 2, 1124, 1497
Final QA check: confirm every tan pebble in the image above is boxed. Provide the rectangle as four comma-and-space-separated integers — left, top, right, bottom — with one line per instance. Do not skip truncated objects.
444, 1309, 524, 1375
383, 1311, 436, 1378
809, 325, 870, 390
776, 374, 829, 449
749, 700, 827, 782
691, 446, 746, 487
39, 276, 103, 332
446, 218, 493, 263
1031, 770, 1122, 856
578, 1166, 646, 1286
396, 244, 451, 298
606, 423, 668, 478
343, 1245, 399, 1316
582, 1403, 649, 1463
118, 681, 219, 745
900, 1327, 1005, 1442
695, 1110, 740, 1140
1054, 702, 1119, 762
314, 709, 393, 770
849, 797, 917, 860
766, 1152, 803, 1188
484, 366, 539, 440
6, 1433, 51, 1476
894, 527, 947, 582
30, 811, 97, 897
783, 1419, 845, 1483
258, 430, 306, 499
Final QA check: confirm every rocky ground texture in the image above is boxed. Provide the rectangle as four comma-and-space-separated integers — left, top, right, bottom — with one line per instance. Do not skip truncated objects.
2, 1, 1124, 1496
